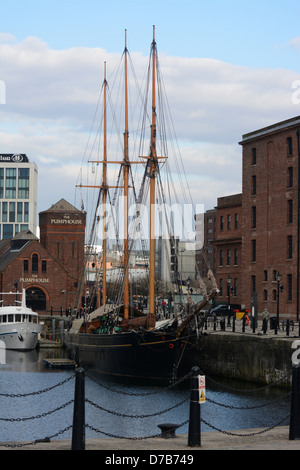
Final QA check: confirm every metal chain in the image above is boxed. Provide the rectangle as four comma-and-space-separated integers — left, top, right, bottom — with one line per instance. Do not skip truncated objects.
0, 399, 74, 422
85, 370, 192, 396
85, 396, 188, 419
0, 374, 75, 398
0, 425, 73, 448
200, 414, 290, 437
85, 419, 190, 440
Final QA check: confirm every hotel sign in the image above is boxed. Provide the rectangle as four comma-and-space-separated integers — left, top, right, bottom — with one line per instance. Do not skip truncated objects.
0, 154, 29, 163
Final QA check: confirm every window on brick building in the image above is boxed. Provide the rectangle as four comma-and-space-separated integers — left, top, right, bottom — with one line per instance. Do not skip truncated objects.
251, 175, 256, 195
23, 259, 28, 273
288, 235, 293, 259
288, 199, 293, 224
251, 206, 256, 229
234, 248, 238, 265
220, 250, 223, 266
227, 249, 231, 266
220, 216, 224, 231
251, 148, 257, 165
220, 279, 223, 297
287, 137, 293, 156
263, 289, 268, 301
42, 260, 47, 273
234, 213, 238, 229
288, 167, 293, 188
227, 215, 231, 229
32, 253, 38, 273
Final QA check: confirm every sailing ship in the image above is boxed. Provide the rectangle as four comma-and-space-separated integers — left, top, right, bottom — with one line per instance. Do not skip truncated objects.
64, 28, 218, 384
0, 289, 42, 351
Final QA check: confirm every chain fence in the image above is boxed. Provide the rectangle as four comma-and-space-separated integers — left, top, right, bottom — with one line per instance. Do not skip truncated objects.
0, 363, 293, 449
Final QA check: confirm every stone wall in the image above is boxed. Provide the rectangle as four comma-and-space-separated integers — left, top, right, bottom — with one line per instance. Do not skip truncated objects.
196, 332, 296, 388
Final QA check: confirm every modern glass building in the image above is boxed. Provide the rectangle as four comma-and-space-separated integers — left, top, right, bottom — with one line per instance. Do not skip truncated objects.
0, 154, 38, 239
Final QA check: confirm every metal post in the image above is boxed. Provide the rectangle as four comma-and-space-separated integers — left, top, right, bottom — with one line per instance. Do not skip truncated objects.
290, 365, 300, 440
242, 316, 246, 333
72, 367, 85, 450
188, 366, 201, 447
60, 320, 64, 344
52, 318, 55, 342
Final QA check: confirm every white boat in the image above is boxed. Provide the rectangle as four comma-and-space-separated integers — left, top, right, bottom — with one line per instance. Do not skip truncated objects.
0, 289, 42, 351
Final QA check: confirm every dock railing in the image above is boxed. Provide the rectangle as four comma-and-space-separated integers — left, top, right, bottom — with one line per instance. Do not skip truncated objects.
0, 363, 296, 450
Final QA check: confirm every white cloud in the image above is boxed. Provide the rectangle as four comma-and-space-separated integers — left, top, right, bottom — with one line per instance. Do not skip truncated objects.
0, 36, 299, 216
286, 37, 300, 51
0, 33, 16, 44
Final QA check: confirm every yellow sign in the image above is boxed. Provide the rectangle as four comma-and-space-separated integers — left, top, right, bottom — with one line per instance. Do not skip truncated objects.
198, 375, 206, 404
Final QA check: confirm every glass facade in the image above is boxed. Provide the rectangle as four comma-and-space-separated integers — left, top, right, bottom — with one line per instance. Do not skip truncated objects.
0, 165, 35, 239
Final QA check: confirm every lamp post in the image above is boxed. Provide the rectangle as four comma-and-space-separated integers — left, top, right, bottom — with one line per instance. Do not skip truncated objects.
227, 275, 232, 326
276, 271, 282, 330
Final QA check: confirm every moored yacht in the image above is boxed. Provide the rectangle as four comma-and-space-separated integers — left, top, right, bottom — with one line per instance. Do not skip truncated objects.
0, 289, 42, 351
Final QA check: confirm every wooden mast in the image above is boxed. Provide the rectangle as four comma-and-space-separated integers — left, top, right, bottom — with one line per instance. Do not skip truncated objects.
102, 61, 108, 306
149, 26, 157, 318
123, 30, 130, 320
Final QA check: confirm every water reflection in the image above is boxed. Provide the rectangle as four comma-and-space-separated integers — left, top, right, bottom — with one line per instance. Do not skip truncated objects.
0, 349, 292, 443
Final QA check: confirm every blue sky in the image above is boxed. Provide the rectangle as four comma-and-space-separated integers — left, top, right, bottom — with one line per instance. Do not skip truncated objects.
1, 0, 300, 218
2, 0, 300, 68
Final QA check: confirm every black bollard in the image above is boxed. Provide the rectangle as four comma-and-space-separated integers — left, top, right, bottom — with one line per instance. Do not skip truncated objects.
188, 366, 201, 447
72, 367, 85, 450
290, 365, 300, 440
286, 319, 290, 337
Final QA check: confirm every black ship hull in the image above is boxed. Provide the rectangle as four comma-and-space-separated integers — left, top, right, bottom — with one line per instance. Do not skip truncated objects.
64, 329, 196, 384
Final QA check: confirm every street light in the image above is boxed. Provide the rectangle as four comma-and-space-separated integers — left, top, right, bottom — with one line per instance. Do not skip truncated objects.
276, 271, 282, 330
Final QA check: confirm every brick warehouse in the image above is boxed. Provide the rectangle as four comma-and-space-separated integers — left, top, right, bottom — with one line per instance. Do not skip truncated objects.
240, 115, 300, 320
0, 198, 86, 314
213, 193, 243, 308
199, 115, 300, 320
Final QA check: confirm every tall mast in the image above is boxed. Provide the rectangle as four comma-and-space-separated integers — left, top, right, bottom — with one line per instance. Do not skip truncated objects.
149, 26, 157, 317
123, 30, 130, 320
102, 61, 108, 306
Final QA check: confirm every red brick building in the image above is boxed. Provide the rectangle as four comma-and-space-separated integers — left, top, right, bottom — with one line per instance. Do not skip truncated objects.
0, 198, 86, 314
240, 116, 300, 319
195, 209, 217, 280
213, 193, 243, 307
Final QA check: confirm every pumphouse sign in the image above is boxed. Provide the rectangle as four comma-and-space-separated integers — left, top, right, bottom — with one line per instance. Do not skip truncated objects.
50, 215, 83, 225
0, 154, 29, 163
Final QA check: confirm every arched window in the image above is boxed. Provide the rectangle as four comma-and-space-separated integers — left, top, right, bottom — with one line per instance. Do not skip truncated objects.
32, 253, 38, 273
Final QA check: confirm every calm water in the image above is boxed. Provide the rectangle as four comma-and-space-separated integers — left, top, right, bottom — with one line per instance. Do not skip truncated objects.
0, 348, 291, 443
